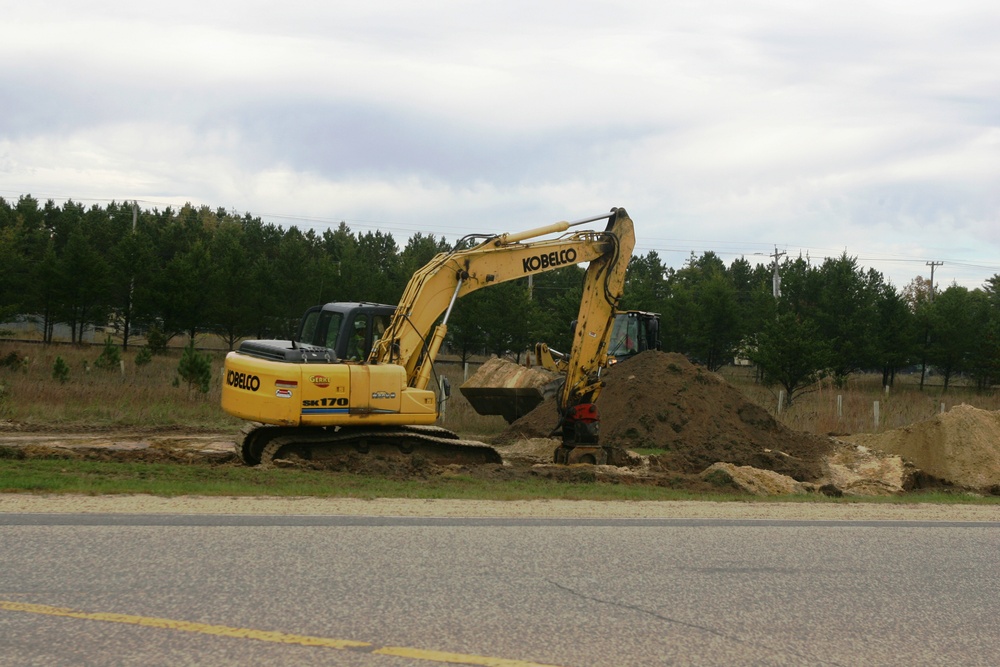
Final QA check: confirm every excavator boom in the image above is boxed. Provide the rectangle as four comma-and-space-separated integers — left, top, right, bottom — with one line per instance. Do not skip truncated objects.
370, 209, 634, 391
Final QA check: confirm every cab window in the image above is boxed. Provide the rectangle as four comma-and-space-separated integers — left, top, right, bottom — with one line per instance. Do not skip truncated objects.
298, 310, 320, 345
346, 315, 368, 361
372, 315, 390, 348
323, 312, 343, 349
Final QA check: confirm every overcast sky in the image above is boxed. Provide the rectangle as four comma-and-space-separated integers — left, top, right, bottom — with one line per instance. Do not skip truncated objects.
2, 1, 998, 290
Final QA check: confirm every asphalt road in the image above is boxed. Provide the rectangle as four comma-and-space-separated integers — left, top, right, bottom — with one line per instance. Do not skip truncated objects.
1, 514, 998, 666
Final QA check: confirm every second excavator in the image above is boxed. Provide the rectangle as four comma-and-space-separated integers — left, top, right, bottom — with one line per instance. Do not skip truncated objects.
220, 207, 636, 466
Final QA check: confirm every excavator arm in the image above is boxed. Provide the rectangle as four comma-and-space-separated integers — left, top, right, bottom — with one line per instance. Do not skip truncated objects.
370, 207, 635, 461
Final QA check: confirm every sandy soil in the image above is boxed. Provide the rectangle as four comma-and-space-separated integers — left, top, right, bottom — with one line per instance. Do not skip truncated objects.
843, 404, 1000, 491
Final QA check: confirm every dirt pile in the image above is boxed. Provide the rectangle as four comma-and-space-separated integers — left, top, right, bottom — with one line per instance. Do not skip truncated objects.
701, 462, 809, 495
822, 445, 921, 496
842, 404, 1000, 491
496, 351, 835, 482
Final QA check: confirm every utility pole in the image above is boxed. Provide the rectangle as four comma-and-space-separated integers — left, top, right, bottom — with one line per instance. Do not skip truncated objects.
920, 260, 943, 391
770, 246, 786, 299
926, 261, 943, 301
123, 201, 138, 350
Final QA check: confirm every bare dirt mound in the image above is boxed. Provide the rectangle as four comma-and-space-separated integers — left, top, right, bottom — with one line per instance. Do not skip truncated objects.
842, 404, 1000, 491
496, 351, 835, 482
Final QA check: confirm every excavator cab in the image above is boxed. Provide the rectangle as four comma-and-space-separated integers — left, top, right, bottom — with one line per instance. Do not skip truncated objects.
295, 302, 395, 362
606, 310, 660, 363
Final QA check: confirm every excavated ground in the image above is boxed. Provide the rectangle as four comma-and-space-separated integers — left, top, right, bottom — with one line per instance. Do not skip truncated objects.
496, 351, 836, 482
3, 351, 999, 496
0, 427, 236, 464
0, 425, 724, 493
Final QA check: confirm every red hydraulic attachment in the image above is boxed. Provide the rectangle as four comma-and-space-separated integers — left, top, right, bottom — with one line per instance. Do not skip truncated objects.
553, 402, 611, 465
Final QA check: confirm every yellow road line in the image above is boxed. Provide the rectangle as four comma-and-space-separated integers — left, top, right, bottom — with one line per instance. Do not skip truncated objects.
0, 599, 564, 667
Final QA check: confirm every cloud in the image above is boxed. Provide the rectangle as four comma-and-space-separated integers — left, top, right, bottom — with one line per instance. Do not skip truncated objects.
1, 0, 998, 290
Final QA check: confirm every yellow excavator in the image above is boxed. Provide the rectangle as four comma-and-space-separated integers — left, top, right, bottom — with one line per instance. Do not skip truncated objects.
221, 207, 635, 466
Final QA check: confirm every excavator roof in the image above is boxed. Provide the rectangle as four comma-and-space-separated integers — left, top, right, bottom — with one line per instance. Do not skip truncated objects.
315, 302, 396, 313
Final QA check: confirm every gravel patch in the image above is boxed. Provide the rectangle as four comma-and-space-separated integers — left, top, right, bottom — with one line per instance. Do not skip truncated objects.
2, 494, 998, 522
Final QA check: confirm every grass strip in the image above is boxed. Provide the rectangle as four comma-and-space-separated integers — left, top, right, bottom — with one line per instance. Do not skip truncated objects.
1, 459, 996, 504
0, 459, 723, 501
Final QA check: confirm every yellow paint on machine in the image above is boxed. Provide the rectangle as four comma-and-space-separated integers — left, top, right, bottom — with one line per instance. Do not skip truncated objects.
0, 599, 565, 667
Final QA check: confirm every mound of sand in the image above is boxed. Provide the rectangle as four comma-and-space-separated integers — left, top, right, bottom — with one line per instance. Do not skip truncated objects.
842, 404, 1000, 490
495, 351, 835, 482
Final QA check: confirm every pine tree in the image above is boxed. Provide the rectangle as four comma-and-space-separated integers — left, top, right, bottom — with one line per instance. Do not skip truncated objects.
52, 357, 70, 384
176, 341, 212, 396
93, 335, 122, 370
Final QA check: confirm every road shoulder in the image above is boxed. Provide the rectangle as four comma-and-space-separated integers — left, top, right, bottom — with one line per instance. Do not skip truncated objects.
2, 494, 999, 522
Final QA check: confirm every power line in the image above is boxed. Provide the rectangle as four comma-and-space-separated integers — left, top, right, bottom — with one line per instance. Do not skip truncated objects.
632, 242, 1000, 274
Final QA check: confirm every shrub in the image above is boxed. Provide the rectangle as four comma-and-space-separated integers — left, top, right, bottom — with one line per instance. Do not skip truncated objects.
176, 342, 212, 395
1, 351, 21, 370
93, 336, 122, 371
146, 327, 169, 355
134, 346, 153, 367
52, 356, 70, 384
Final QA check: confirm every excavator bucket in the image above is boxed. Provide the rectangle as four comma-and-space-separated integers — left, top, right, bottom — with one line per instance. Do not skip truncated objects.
459, 358, 563, 423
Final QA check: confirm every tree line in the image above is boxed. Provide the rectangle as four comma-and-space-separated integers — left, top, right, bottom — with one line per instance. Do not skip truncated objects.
621, 249, 1000, 402
2, 195, 998, 401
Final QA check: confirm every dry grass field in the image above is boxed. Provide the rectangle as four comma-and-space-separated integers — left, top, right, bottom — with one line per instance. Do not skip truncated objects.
720, 365, 1000, 436
0, 340, 236, 430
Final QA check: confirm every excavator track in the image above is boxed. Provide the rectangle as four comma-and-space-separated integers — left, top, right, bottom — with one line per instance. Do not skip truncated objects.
235, 421, 283, 466
235, 422, 502, 467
